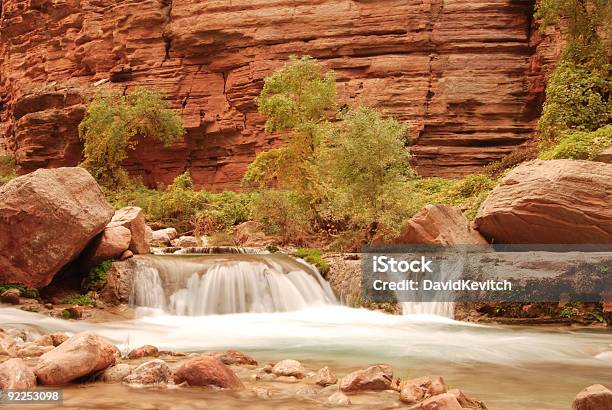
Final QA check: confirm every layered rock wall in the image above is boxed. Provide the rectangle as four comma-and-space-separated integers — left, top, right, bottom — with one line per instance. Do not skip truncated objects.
0, 0, 560, 189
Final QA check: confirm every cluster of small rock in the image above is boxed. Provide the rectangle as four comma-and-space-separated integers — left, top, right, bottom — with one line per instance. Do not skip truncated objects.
1, 329, 611, 409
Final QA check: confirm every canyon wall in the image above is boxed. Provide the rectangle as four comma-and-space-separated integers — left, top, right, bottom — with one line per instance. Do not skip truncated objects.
0, 0, 561, 190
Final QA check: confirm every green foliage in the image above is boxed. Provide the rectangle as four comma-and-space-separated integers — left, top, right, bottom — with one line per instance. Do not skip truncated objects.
404, 174, 497, 221
539, 125, 612, 160
317, 107, 412, 239
250, 190, 312, 244
536, 0, 611, 47
79, 87, 185, 187
536, 0, 611, 156
0, 284, 39, 299
84, 260, 112, 291
537, 59, 611, 143
294, 248, 330, 275
0, 155, 18, 186
245, 56, 336, 192
61, 294, 95, 306
106, 172, 252, 232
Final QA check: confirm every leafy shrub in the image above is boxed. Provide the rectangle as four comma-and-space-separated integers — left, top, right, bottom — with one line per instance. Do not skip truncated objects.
84, 260, 112, 291
79, 87, 185, 187
0, 155, 18, 186
61, 294, 95, 306
317, 107, 412, 240
294, 248, 330, 275
538, 59, 611, 143
0, 284, 39, 299
539, 125, 612, 160
250, 190, 312, 244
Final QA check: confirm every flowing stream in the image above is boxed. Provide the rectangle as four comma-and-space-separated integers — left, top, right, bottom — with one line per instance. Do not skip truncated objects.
1, 254, 610, 409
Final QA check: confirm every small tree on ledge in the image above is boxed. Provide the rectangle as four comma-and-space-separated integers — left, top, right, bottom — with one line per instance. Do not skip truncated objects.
78, 86, 185, 188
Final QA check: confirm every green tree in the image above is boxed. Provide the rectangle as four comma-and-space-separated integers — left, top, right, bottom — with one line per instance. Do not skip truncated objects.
535, 0, 611, 149
243, 55, 336, 192
0, 155, 18, 186
79, 87, 185, 187
318, 107, 412, 239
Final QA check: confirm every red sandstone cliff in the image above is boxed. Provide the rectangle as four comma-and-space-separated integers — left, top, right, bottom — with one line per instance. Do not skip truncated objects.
0, 0, 561, 190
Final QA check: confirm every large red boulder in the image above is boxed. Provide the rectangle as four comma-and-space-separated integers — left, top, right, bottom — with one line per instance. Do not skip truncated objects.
0, 167, 114, 288
173, 356, 244, 389
474, 160, 612, 244
34, 332, 117, 385
108, 207, 150, 254
395, 205, 488, 245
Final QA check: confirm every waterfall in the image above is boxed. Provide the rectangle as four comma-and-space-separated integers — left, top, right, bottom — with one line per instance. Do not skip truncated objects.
130, 254, 337, 315
399, 251, 467, 319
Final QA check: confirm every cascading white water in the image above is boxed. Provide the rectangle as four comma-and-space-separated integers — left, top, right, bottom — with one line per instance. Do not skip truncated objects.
400, 251, 466, 318
130, 254, 337, 315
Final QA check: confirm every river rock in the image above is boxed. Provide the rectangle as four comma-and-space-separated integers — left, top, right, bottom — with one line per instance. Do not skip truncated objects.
595, 147, 612, 164
272, 359, 306, 378
327, 392, 351, 406
171, 235, 198, 248
33, 333, 69, 347
0, 332, 17, 356
408, 393, 463, 410
128, 345, 160, 359
0, 358, 37, 389
0, 167, 114, 288
400, 380, 428, 404
315, 366, 338, 387
81, 225, 132, 269
474, 160, 612, 244
108, 207, 150, 254
448, 389, 487, 409
429, 376, 448, 396
395, 205, 488, 245
100, 259, 136, 305
339, 364, 393, 393
124, 359, 171, 385
35, 332, 117, 385
17, 344, 54, 358
234, 221, 269, 246
151, 228, 178, 246
206, 350, 258, 366
173, 356, 244, 389
572, 384, 612, 410
98, 363, 132, 383
1, 288, 21, 305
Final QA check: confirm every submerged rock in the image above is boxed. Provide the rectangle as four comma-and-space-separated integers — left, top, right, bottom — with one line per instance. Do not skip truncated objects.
315, 366, 337, 387
98, 363, 132, 383
572, 384, 612, 410
407, 392, 463, 410
474, 160, 612, 244
35, 332, 117, 385
0, 358, 36, 389
206, 349, 258, 366
124, 359, 171, 385
128, 345, 160, 359
339, 364, 393, 393
108, 207, 150, 254
272, 359, 306, 379
327, 392, 351, 405
173, 356, 244, 389
0, 332, 17, 356
0, 167, 114, 288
